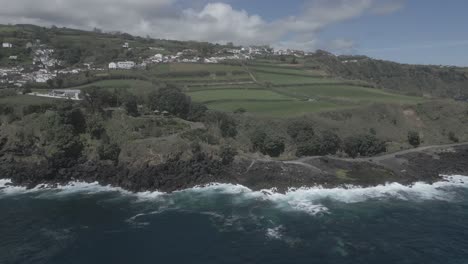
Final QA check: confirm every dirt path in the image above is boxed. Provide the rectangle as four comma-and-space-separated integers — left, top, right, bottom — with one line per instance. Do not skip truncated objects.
286, 142, 468, 169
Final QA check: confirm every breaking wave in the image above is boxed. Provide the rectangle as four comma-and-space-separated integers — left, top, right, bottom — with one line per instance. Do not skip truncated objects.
1, 175, 468, 216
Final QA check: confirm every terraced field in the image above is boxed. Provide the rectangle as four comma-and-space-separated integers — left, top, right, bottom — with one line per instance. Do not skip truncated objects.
181, 62, 426, 117
35, 61, 426, 117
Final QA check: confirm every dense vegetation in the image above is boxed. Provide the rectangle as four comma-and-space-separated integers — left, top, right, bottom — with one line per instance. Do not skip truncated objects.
307, 50, 468, 99
1, 24, 468, 170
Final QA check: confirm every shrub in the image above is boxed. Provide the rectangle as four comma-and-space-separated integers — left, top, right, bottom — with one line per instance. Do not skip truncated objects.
187, 103, 208, 121
344, 134, 387, 158
320, 130, 342, 155
407, 131, 421, 148
251, 129, 285, 157
262, 135, 286, 157
98, 143, 121, 164
448, 131, 459, 143
220, 145, 238, 165
233, 108, 246, 114
287, 121, 315, 143
124, 95, 139, 117
296, 130, 341, 157
181, 129, 219, 145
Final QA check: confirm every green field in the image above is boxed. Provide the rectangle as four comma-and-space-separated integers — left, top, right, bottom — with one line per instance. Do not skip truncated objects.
0, 95, 58, 106
278, 85, 425, 104
72, 79, 156, 96
249, 65, 319, 76
188, 89, 293, 103
254, 72, 337, 85
11, 60, 426, 118
206, 100, 348, 117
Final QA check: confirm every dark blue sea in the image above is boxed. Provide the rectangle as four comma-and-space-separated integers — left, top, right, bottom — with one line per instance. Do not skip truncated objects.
1, 176, 468, 264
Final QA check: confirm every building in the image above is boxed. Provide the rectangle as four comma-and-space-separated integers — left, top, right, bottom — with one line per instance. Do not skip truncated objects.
116, 61, 135, 69
49, 89, 81, 100
2, 43, 12, 48
108, 62, 117, 69
122, 42, 129, 48
9, 56, 18, 60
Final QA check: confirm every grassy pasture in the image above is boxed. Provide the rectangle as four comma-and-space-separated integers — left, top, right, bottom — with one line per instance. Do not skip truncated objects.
279, 85, 426, 104
169, 63, 243, 72
188, 89, 293, 103
0, 95, 58, 106
206, 100, 347, 117
255, 72, 339, 85
71, 79, 157, 96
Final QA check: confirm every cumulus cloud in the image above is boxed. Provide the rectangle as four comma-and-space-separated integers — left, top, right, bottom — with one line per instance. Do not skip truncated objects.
0, 0, 405, 50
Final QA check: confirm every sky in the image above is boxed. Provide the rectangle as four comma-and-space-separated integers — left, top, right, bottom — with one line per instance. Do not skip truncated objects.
0, 0, 467, 66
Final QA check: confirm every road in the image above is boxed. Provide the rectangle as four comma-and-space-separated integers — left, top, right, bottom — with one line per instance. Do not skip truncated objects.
284, 142, 468, 169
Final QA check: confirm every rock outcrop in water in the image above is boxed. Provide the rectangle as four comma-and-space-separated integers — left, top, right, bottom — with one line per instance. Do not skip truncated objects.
1, 144, 468, 193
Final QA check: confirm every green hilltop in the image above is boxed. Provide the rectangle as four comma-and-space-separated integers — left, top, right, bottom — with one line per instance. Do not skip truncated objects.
0, 24, 467, 165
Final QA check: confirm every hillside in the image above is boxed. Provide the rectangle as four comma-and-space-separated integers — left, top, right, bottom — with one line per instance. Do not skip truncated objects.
306, 50, 468, 99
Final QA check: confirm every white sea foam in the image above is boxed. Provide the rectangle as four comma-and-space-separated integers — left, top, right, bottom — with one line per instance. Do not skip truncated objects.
0, 180, 132, 197
1, 176, 468, 216
177, 175, 468, 215
266, 226, 284, 240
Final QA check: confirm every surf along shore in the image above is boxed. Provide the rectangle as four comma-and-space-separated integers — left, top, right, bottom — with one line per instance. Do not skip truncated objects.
1, 143, 468, 193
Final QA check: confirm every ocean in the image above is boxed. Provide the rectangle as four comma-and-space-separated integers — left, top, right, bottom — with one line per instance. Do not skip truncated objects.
1, 176, 468, 264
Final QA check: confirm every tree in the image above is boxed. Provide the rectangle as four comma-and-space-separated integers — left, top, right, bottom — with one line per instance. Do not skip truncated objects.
98, 143, 121, 164
56, 78, 64, 88
344, 134, 387, 158
287, 121, 315, 143
46, 79, 54, 88
219, 114, 237, 138
148, 86, 192, 119
187, 103, 208, 121
124, 95, 139, 117
407, 131, 421, 148
296, 130, 341, 157
319, 130, 342, 155
22, 87, 32, 95
220, 145, 238, 165
42, 110, 84, 167
262, 135, 285, 157
81, 86, 119, 112
251, 129, 285, 157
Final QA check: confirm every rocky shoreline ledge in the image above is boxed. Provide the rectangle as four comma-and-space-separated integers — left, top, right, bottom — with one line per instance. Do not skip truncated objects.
1, 144, 468, 193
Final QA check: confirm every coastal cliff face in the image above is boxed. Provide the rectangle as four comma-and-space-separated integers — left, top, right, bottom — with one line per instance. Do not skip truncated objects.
1, 144, 467, 193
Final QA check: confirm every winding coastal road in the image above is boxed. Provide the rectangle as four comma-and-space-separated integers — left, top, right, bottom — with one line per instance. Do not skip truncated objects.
283, 142, 468, 170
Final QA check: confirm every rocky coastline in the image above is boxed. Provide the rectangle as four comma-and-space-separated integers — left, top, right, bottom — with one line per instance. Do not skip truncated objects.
1, 144, 468, 193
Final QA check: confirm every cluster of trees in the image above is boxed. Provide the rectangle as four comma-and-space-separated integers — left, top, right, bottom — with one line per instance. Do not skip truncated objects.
42, 102, 86, 167
251, 129, 285, 157
247, 121, 388, 158
287, 121, 341, 157
343, 134, 387, 158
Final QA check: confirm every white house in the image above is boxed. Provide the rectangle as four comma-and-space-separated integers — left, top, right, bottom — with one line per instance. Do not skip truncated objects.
49, 89, 81, 100
108, 62, 117, 69
122, 42, 129, 48
9, 56, 18, 60
116, 61, 135, 69
2, 43, 12, 48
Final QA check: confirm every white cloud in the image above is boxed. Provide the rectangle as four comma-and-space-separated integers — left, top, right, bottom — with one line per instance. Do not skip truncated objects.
371, 0, 406, 14
0, 0, 405, 51
330, 39, 356, 53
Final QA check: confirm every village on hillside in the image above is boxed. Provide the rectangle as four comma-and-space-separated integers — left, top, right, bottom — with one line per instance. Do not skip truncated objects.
0, 39, 309, 92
